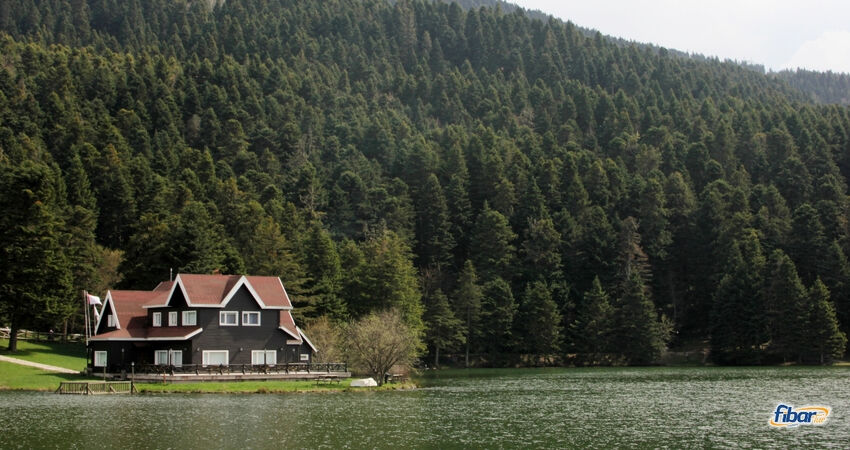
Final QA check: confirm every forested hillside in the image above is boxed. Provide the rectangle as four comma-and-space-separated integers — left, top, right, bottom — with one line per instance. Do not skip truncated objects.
1, 0, 848, 364
776, 69, 850, 106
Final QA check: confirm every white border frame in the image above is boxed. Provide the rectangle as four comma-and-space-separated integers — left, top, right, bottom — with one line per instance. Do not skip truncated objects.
202, 350, 229, 366
182, 310, 197, 326
154, 350, 169, 365
219, 311, 238, 326
93, 350, 107, 367
251, 350, 276, 365
242, 311, 261, 326
93, 293, 121, 331
89, 328, 203, 342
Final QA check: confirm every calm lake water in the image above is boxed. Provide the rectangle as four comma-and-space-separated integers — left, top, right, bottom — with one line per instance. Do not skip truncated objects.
1, 366, 848, 448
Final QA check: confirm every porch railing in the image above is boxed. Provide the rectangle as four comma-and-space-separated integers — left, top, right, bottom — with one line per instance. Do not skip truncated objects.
134, 362, 348, 375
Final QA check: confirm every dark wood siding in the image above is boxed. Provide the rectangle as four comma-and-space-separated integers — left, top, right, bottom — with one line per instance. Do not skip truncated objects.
193, 285, 292, 365
94, 302, 118, 335
148, 286, 189, 328
88, 341, 135, 372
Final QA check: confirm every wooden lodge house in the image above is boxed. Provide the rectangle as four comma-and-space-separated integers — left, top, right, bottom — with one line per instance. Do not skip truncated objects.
87, 274, 320, 377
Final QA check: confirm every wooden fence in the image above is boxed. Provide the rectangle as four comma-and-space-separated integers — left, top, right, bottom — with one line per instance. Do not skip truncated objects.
0, 328, 84, 343
56, 381, 135, 395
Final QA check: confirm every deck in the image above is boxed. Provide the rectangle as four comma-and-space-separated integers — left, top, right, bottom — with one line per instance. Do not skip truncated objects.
89, 362, 351, 383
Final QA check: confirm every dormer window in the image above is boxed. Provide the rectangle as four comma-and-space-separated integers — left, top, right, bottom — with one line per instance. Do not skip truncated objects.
242, 311, 260, 326
152, 312, 162, 327
182, 310, 197, 326
168, 311, 178, 326
107, 314, 117, 327
220, 311, 238, 326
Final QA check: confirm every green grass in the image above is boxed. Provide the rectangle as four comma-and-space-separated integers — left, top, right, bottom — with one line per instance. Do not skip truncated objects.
136, 379, 416, 394
0, 338, 88, 371
0, 361, 93, 391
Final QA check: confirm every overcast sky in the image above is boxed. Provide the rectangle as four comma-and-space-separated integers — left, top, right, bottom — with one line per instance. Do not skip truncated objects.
512, 0, 850, 74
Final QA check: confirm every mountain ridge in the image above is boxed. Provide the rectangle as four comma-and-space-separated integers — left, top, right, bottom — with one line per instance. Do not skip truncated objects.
0, 0, 848, 364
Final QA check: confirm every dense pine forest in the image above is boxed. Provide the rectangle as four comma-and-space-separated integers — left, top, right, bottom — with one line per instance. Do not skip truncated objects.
1, 0, 849, 365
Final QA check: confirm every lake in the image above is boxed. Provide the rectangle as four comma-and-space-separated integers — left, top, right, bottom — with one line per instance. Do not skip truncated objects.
1, 366, 847, 448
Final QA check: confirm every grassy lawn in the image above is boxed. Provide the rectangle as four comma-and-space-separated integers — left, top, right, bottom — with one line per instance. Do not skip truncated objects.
0, 361, 93, 391
137, 379, 416, 394
0, 338, 88, 371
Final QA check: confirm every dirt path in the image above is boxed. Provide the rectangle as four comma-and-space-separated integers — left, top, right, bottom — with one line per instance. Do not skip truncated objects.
0, 355, 80, 374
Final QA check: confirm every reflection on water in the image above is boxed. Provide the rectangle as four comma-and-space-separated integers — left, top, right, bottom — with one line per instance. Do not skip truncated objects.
1, 366, 848, 448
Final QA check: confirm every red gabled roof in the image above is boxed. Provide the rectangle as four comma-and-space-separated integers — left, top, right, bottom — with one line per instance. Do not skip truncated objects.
92, 289, 172, 340
105, 291, 151, 338
279, 310, 299, 340
245, 276, 293, 309
91, 274, 301, 341
153, 281, 174, 292
179, 274, 242, 305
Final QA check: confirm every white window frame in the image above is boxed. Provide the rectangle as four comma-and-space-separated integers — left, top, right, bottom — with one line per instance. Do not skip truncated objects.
251, 350, 277, 365
107, 314, 117, 327
168, 311, 178, 327
202, 350, 229, 366
94, 351, 107, 367
170, 350, 182, 367
152, 312, 162, 327
182, 310, 197, 326
156, 349, 183, 367
242, 311, 261, 326
300, 353, 310, 361
219, 311, 238, 326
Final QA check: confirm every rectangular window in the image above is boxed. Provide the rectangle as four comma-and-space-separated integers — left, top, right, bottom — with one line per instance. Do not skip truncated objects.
107, 314, 117, 327
202, 350, 229, 366
152, 312, 161, 327
94, 351, 107, 367
182, 310, 197, 326
219, 311, 238, 326
155, 350, 184, 366
251, 350, 277, 365
170, 350, 182, 367
242, 311, 260, 326
300, 353, 309, 362
168, 311, 178, 327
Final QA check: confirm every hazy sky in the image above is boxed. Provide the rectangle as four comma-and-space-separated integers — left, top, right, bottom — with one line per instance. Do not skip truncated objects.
512, 0, 850, 73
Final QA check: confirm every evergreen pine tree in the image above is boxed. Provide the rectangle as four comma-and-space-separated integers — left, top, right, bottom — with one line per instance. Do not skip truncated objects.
613, 271, 669, 364
469, 203, 516, 282
414, 173, 455, 270
346, 230, 424, 334
521, 215, 563, 283
479, 277, 517, 363
709, 232, 766, 364
516, 280, 562, 363
764, 249, 809, 362
805, 278, 847, 363
424, 289, 464, 367
0, 160, 74, 351
302, 222, 347, 321
453, 260, 482, 367
787, 203, 828, 285
570, 276, 613, 359
820, 240, 850, 337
